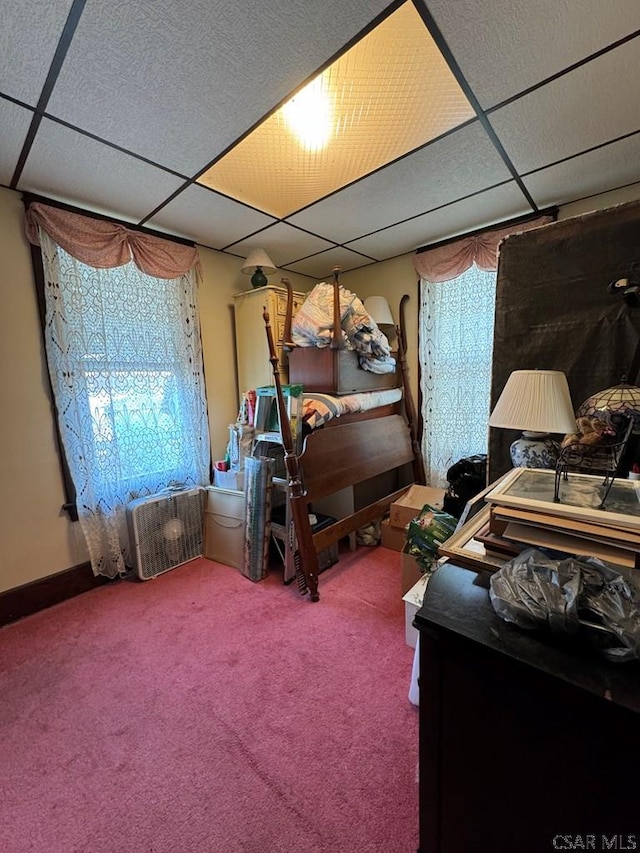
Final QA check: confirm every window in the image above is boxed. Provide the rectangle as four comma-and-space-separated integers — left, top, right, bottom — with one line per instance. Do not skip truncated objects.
414, 213, 556, 488
419, 264, 496, 487
53, 249, 207, 495
29, 210, 210, 578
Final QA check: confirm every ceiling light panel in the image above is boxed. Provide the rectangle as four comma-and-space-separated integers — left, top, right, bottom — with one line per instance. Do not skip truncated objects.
197, 2, 475, 218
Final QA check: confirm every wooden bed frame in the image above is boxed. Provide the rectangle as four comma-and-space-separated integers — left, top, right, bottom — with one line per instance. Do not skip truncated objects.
298, 412, 415, 559
287, 345, 399, 394
263, 279, 426, 601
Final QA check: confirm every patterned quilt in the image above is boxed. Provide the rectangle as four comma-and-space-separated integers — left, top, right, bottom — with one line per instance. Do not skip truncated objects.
302, 387, 403, 431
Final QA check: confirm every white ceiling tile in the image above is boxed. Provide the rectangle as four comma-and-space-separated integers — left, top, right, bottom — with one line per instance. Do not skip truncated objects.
425, 0, 640, 108
523, 134, 640, 209
489, 37, 640, 174
0, 100, 32, 185
3, 3, 639, 265
45, 0, 393, 176
18, 118, 185, 222
224, 223, 336, 267
286, 122, 513, 242
146, 184, 276, 250
345, 183, 535, 258
0, 0, 74, 103
283, 247, 376, 279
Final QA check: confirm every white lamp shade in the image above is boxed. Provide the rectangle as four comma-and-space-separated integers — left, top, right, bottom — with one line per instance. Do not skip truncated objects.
241, 248, 276, 275
489, 370, 576, 435
364, 296, 394, 327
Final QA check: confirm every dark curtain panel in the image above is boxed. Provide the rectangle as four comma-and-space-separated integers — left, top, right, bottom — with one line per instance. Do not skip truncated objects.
489, 199, 640, 481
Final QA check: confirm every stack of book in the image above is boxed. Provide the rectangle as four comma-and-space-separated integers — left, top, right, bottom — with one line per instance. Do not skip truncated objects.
483, 467, 640, 571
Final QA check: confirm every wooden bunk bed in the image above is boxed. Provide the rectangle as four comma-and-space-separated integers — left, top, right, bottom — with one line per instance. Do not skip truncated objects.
262, 275, 425, 601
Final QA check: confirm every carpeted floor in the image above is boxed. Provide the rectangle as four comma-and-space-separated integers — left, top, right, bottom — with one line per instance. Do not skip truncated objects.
0, 545, 419, 852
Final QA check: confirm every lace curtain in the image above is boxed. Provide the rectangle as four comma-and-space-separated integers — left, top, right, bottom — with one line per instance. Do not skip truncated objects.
419, 265, 496, 487
38, 230, 210, 578
414, 214, 555, 487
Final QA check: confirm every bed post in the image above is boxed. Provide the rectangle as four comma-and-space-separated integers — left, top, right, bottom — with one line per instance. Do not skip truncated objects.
263, 308, 320, 602
330, 266, 343, 350
397, 293, 427, 485
281, 277, 296, 354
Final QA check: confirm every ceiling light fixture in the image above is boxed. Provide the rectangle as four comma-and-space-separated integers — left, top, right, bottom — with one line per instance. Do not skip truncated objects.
283, 77, 333, 151
197, 1, 474, 218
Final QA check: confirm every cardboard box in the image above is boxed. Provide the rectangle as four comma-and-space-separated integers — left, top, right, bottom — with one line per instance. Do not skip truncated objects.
380, 517, 406, 551
401, 544, 424, 595
204, 486, 245, 568
402, 573, 431, 648
389, 485, 445, 530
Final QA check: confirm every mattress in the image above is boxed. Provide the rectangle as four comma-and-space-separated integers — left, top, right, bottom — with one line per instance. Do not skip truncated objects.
302, 387, 403, 430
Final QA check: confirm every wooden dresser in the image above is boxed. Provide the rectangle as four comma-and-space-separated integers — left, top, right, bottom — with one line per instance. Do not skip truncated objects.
233, 284, 305, 396
415, 562, 640, 853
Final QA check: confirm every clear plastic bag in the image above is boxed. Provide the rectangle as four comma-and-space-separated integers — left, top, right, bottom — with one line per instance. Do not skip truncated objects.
489, 548, 640, 662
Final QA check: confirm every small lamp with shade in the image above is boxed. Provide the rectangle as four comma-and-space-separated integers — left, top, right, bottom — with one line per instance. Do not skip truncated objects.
364, 296, 395, 343
241, 248, 277, 289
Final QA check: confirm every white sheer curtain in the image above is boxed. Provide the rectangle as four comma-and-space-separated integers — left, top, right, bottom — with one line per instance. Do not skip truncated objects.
419, 264, 496, 487
39, 230, 210, 578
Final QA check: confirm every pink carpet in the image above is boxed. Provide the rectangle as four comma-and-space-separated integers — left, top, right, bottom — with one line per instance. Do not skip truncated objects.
0, 546, 419, 852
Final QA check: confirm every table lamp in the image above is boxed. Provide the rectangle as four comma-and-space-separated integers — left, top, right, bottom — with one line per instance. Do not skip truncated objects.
241, 248, 276, 288
577, 381, 640, 430
363, 296, 395, 342
489, 369, 576, 468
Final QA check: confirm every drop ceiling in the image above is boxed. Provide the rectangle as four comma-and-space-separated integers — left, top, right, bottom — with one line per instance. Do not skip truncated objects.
1, 0, 639, 280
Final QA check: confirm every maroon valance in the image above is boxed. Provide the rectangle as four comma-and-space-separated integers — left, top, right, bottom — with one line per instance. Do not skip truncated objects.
413, 214, 554, 283
25, 202, 200, 279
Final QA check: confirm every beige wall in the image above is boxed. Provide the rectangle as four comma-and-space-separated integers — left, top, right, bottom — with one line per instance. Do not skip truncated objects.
0, 186, 310, 593
2, 179, 639, 594
0, 187, 90, 590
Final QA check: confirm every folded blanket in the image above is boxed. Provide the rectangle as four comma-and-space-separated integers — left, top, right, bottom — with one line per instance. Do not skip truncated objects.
292, 282, 396, 374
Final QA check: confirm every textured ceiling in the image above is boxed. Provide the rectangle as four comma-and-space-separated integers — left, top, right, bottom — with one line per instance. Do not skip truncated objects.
2, 0, 639, 280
